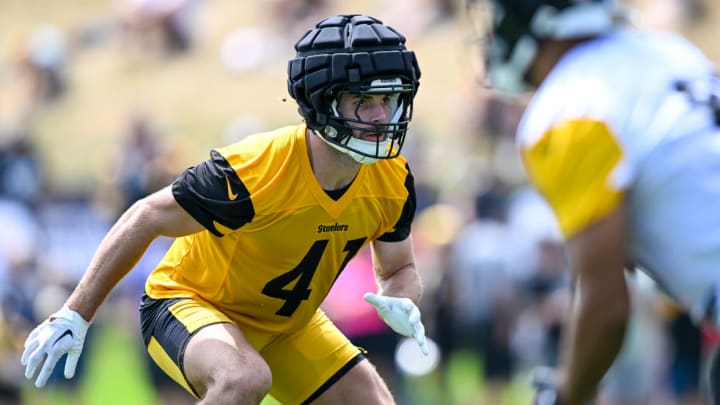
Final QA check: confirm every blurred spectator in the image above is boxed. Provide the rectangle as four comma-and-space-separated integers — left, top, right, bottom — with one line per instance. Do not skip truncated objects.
36, 195, 112, 298
17, 25, 70, 105
108, 108, 181, 214
496, 186, 566, 379
517, 238, 568, 368
468, 90, 527, 144
115, 108, 162, 207
440, 182, 521, 403
0, 128, 44, 207
504, 186, 562, 279
117, 0, 201, 56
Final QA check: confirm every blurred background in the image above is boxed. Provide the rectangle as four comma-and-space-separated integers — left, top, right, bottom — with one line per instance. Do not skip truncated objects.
1, 0, 718, 404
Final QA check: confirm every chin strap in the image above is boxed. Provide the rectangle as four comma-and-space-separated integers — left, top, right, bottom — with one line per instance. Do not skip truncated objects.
312, 129, 381, 164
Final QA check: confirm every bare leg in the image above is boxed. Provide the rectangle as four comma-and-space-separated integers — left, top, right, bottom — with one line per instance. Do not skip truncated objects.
311, 358, 395, 405
183, 323, 272, 405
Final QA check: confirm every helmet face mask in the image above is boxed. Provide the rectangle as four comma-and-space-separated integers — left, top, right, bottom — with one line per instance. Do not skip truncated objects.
286, 14, 421, 163
325, 78, 415, 162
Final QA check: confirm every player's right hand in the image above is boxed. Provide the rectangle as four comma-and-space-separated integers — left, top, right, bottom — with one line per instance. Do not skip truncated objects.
21, 306, 91, 388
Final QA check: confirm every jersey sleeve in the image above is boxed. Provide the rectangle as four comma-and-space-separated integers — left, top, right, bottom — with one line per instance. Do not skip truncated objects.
172, 150, 255, 236
377, 163, 416, 242
521, 119, 626, 238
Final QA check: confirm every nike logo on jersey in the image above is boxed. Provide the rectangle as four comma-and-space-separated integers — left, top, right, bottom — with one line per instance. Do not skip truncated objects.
317, 223, 349, 233
225, 176, 238, 201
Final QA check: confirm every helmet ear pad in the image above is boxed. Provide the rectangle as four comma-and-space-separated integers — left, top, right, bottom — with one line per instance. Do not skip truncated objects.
286, 14, 421, 160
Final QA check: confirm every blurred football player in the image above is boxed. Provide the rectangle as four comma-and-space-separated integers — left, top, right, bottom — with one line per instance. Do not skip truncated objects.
472, 0, 720, 403
21, 14, 428, 405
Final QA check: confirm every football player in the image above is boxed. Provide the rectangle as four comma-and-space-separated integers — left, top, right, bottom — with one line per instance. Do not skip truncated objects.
473, 0, 720, 404
21, 14, 428, 405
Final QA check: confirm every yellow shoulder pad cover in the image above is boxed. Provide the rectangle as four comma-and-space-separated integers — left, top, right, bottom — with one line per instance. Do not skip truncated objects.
521, 119, 625, 238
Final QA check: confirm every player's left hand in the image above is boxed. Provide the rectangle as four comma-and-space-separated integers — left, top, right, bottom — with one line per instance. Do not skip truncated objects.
364, 292, 429, 355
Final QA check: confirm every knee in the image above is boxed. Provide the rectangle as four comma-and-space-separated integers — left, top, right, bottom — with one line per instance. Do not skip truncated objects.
248, 361, 273, 395
205, 361, 272, 404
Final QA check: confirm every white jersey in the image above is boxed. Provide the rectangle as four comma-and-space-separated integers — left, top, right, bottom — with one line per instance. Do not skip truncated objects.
517, 29, 720, 314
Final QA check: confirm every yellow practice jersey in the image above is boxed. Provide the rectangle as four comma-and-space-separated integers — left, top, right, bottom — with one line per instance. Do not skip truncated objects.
145, 124, 415, 334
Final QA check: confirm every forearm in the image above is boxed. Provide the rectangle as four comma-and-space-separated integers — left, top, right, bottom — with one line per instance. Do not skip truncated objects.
66, 202, 159, 321
559, 279, 629, 404
375, 264, 423, 305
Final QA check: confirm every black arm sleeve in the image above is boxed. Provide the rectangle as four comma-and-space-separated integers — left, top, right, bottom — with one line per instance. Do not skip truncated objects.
172, 150, 255, 236
377, 163, 416, 242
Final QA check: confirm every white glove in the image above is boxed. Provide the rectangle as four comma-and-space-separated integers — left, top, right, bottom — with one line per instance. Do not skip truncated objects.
364, 292, 429, 355
21, 306, 91, 388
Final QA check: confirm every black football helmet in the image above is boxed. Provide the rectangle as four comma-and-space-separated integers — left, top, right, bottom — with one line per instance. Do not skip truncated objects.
469, 0, 628, 93
287, 14, 421, 163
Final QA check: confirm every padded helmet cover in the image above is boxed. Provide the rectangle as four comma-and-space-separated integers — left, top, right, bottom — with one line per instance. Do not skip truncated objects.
287, 14, 421, 131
